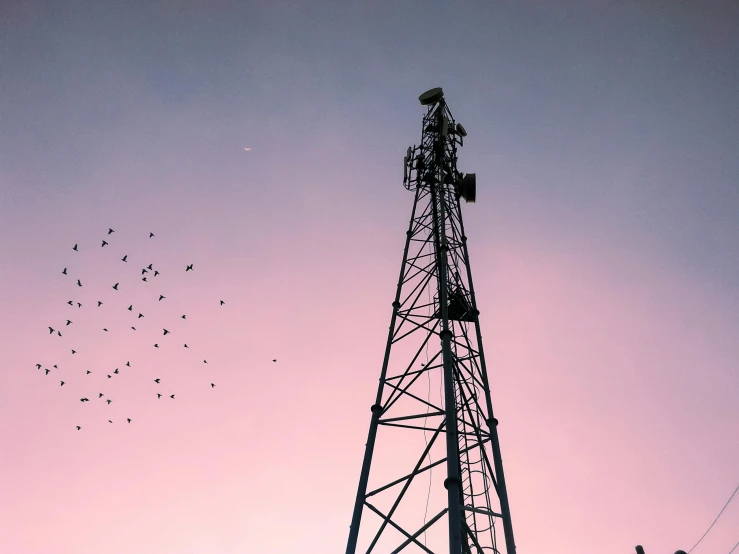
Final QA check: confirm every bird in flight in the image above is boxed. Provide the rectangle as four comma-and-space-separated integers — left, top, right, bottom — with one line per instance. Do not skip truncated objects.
272, 359, 277, 363
125, 361, 131, 367
183, 344, 189, 348
99, 393, 104, 398
186, 264, 193, 271
73, 244, 78, 251
154, 378, 161, 383
97, 301, 103, 307
121, 255, 128, 262
131, 326, 136, 330
67, 300, 73, 306
220, 300, 225, 306
45, 369, 50, 375
142, 277, 147, 282
35, 363, 41, 369
77, 302, 82, 308
62, 267, 67, 275
60, 381, 65, 386
80, 398, 89, 402
181, 315, 186, 319
203, 359, 208, 364
147, 264, 153, 270
149, 232, 155, 238
158, 295, 165, 301
77, 279, 82, 287
58, 330, 62, 336
113, 368, 119, 374
107, 375, 112, 378
163, 329, 170, 335
211, 383, 215, 388
154, 270, 160, 277
138, 313, 144, 318
48, 326, 55, 334
142, 268, 148, 275
157, 393, 162, 399
76, 426, 81, 430
113, 283, 119, 290
106, 399, 112, 404
170, 395, 175, 399
66, 320, 72, 325
108, 420, 113, 423
108, 228, 114, 235
128, 305, 133, 311
154, 344, 159, 348
103, 328, 108, 332
127, 418, 131, 424
101, 240, 108, 247
71, 349, 77, 354
86, 370, 91, 374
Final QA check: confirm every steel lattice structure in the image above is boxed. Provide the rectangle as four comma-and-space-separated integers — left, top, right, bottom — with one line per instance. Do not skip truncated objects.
346, 89, 516, 554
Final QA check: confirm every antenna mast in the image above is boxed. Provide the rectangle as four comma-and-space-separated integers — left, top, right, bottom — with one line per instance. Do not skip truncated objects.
346, 88, 517, 554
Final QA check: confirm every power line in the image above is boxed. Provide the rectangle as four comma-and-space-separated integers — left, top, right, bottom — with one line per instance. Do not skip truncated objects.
728, 540, 739, 554
688, 483, 739, 553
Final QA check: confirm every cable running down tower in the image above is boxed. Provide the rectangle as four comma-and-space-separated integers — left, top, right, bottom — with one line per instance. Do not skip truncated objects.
346, 88, 517, 554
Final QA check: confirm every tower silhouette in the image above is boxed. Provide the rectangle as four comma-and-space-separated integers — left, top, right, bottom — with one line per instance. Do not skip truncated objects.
345, 88, 516, 554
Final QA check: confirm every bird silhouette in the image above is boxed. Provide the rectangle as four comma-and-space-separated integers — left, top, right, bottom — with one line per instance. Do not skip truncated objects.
131, 326, 136, 330
77, 302, 81, 308
86, 370, 91, 374
163, 329, 170, 335
108, 228, 114, 235
127, 418, 131, 423
77, 279, 82, 287
121, 255, 128, 262
71, 349, 77, 354
48, 326, 55, 334
108, 420, 113, 423
73, 244, 78, 251
54, 365, 58, 368
142, 268, 148, 275
158, 295, 165, 301
186, 264, 193, 271
170, 395, 175, 399
97, 301, 103, 307
142, 277, 147, 282
66, 320, 72, 325
45, 369, 50, 375
113, 368, 119, 374
103, 328, 108, 332
149, 232, 154, 238
147, 264, 153, 270
138, 313, 144, 318
220, 300, 225, 306
101, 240, 108, 247
35, 363, 41, 369
272, 359, 277, 363
60, 381, 65, 386
80, 398, 88, 402
62, 267, 67, 275
157, 393, 162, 399
128, 305, 133, 311
125, 361, 130, 367
99, 393, 104, 398
183, 344, 189, 348
181, 315, 186, 319
58, 330, 62, 336
154, 344, 159, 348
154, 270, 160, 277
106, 399, 112, 404
107, 375, 112, 378
210, 383, 215, 388
76, 425, 81, 430
67, 300, 73, 306
203, 359, 207, 364
154, 378, 161, 383
112, 283, 119, 290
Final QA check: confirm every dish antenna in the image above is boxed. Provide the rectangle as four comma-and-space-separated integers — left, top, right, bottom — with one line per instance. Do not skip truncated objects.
458, 173, 476, 203
456, 123, 467, 137
418, 87, 444, 106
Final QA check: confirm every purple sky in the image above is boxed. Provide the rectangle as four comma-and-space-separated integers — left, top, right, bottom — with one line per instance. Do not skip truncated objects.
1, 1, 737, 553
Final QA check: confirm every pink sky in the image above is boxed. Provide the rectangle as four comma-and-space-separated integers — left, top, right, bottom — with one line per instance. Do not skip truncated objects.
1, 1, 737, 553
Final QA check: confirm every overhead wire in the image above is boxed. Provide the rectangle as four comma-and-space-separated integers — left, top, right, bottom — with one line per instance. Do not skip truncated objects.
688, 482, 739, 553
728, 540, 739, 554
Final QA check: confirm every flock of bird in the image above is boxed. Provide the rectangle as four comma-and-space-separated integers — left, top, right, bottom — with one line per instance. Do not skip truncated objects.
38, 228, 278, 431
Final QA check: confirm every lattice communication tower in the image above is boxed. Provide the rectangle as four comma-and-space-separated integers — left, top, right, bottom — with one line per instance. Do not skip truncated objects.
345, 88, 517, 554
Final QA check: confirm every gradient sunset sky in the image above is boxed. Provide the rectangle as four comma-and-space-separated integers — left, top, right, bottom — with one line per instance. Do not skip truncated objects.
1, 1, 738, 553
